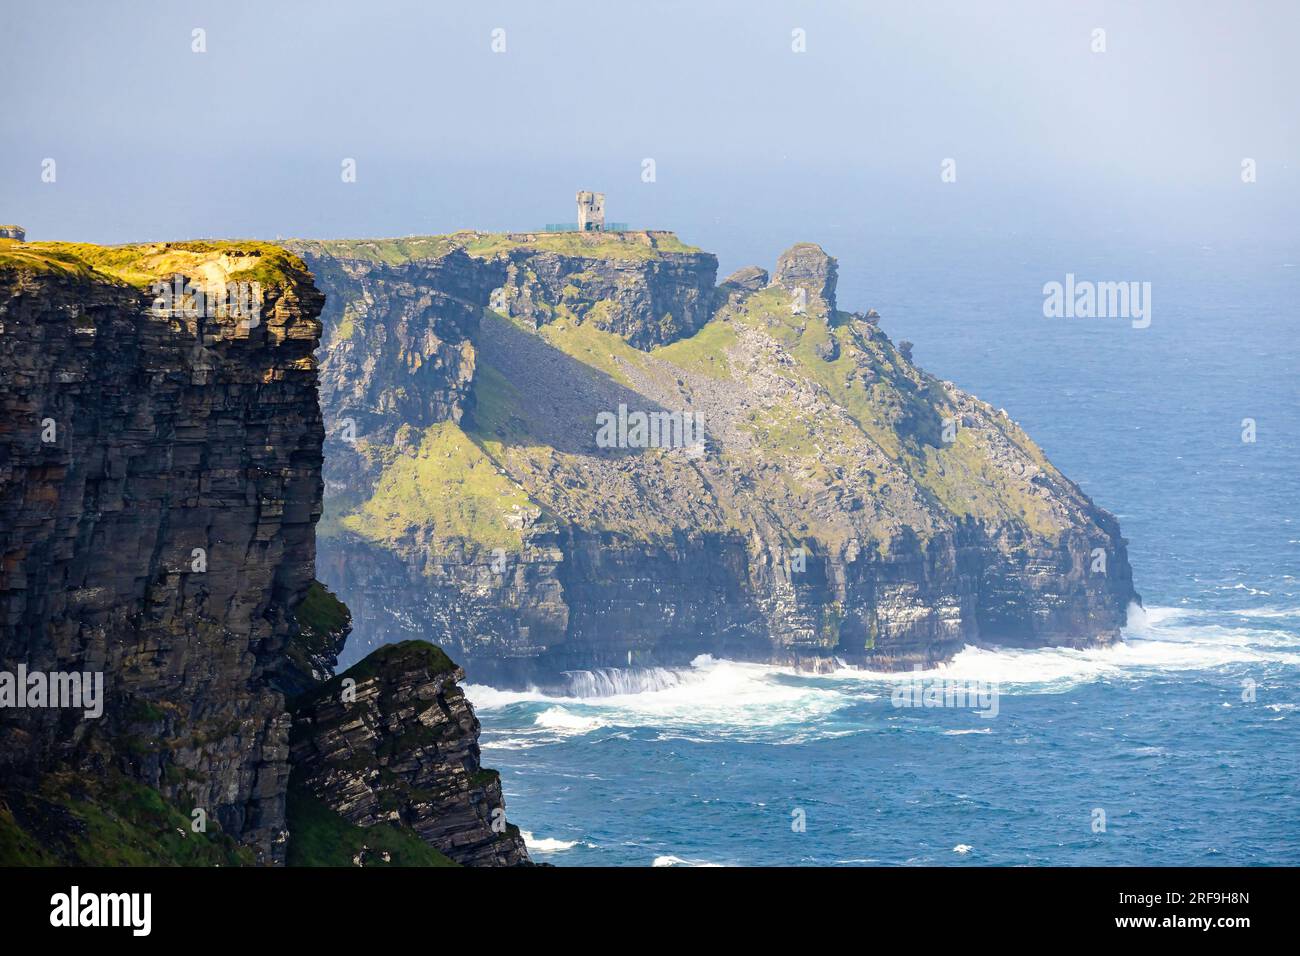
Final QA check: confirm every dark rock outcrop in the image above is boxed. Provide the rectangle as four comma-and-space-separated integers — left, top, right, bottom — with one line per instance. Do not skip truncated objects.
774, 241, 838, 312
309, 248, 502, 438
290, 641, 531, 866
720, 265, 769, 295
274, 580, 353, 699
492, 237, 718, 349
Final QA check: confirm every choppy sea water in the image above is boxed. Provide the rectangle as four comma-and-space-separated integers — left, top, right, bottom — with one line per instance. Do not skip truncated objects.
471, 236, 1299, 866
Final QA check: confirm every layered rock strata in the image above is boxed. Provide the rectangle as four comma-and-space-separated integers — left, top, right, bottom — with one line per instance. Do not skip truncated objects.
0, 239, 530, 865
288, 232, 1138, 688
291, 641, 530, 866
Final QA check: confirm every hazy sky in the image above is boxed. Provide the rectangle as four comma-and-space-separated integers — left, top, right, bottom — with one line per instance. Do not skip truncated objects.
1, 0, 1296, 273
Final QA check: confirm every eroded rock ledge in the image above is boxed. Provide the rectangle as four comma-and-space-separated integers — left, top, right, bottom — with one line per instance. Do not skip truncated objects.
290, 641, 531, 867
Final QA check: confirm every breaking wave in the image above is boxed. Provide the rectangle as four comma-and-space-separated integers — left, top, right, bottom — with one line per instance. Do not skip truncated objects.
521, 830, 582, 853
563, 667, 687, 697
533, 707, 607, 733
467, 604, 1299, 749
652, 855, 723, 867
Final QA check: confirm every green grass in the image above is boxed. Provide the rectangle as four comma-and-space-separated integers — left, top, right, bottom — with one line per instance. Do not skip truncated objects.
651, 317, 739, 379
306, 231, 1071, 554
0, 771, 256, 866
333, 305, 358, 342
285, 777, 459, 867
339, 421, 538, 556
284, 236, 460, 267
284, 231, 701, 266
316, 490, 363, 540
0, 804, 49, 866
466, 354, 534, 442
1, 239, 309, 291
0, 239, 102, 282
295, 580, 350, 640
459, 229, 700, 260
913, 420, 1058, 535
533, 310, 646, 385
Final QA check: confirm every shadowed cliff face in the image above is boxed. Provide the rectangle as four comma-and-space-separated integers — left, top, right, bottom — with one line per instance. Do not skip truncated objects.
0, 239, 531, 866
291, 233, 1139, 689
0, 241, 325, 861
290, 641, 531, 867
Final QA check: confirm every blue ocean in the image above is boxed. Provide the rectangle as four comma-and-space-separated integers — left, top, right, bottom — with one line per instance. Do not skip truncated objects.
469, 234, 1300, 866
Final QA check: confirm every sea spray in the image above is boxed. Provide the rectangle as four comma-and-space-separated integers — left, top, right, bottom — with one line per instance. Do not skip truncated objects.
563, 666, 686, 698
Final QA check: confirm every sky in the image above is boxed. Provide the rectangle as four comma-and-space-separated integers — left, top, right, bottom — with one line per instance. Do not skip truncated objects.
1, 0, 1296, 276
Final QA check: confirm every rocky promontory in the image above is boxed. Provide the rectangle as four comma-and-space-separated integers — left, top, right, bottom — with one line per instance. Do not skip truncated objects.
288, 230, 1138, 688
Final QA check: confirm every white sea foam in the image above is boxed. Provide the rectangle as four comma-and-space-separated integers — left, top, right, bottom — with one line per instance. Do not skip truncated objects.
468, 603, 1299, 746
652, 854, 723, 867
534, 707, 606, 733
826, 603, 1300, 692
521, 830, 581, 852
461, 684, 556, 709
472, 655, 850, 738
479, 735, 551, 751
563, 666, 685, 697
1228, 606, 1300, 621
1215, 583, 1271, 596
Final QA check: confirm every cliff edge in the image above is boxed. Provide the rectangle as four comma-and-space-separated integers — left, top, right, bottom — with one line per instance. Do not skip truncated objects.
0, 238, 529, 865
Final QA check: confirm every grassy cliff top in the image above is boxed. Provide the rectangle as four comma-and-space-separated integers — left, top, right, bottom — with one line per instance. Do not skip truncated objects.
0, 238, 310, 290
285, 230, 702, 265
303, 640, 459, 707
339, 420, 539, 555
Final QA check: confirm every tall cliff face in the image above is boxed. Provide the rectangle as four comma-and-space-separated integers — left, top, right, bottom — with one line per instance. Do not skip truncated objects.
291, 232, 1138, 687
0, 239, 530, 866
0, 241, 325, 861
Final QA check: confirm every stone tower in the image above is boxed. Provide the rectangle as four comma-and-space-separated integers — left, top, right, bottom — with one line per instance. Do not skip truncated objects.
576, 191, 605, 232
0, 225, 25, 242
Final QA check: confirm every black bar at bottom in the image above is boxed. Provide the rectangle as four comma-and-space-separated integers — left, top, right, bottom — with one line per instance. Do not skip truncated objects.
0, 865, 1279, 942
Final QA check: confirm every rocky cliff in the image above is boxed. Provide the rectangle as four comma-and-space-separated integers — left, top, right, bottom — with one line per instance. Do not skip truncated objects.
0, 238, 529, 865
290, 641, 529, 866
288, 231, 1138, 688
